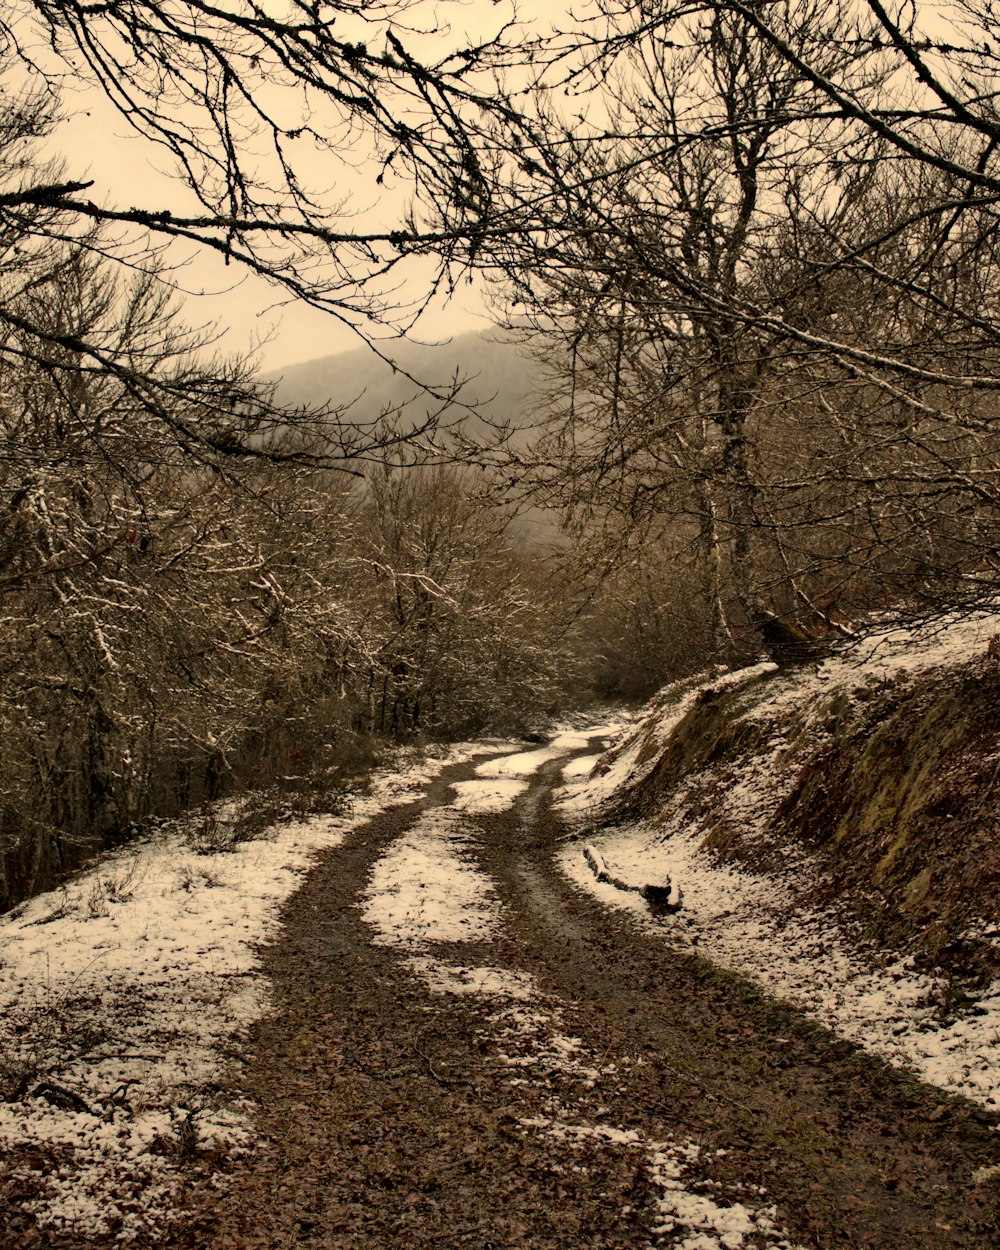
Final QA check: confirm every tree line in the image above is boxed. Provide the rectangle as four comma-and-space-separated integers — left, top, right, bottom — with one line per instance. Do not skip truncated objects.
5, 0, 1000, 902
0, 244, 582, 907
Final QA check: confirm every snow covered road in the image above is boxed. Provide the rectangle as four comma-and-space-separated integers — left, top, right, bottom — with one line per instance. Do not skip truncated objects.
359, 745, 809, 1250
2, 722, 1000, 1248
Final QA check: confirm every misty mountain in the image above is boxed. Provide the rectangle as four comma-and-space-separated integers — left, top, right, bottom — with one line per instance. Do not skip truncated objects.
265, 330, 550, 443
265, 329, 566, 544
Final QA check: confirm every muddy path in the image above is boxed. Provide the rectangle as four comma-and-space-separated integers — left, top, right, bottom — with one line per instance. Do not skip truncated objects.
158, 746, 1000, 1250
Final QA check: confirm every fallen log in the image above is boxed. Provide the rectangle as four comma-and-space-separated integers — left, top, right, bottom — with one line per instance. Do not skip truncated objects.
583, 845, 610, 882
582, 845, 682, 913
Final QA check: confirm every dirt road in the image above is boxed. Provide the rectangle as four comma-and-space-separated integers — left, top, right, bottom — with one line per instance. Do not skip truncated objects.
161, 745, 999, 1250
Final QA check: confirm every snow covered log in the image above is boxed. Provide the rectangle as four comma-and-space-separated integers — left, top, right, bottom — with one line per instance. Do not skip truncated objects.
583, 845, 682, 912
583, 845, 610, 882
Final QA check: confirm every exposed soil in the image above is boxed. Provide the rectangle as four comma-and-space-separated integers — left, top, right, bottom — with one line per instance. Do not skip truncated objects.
8, 747, 1000, 1249
609, 656, 1000, 982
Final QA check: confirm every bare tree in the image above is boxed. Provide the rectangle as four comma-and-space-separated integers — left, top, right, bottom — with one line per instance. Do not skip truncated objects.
471, 1, 1000, 661
0, 3, 537, 354
538, 1, 1000, 394
481, 1, 863, 657
0, 231, 378, 906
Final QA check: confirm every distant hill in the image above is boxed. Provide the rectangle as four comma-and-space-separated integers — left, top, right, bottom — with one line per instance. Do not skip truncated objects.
265, 330, 564, 543
264, 330, 550, 443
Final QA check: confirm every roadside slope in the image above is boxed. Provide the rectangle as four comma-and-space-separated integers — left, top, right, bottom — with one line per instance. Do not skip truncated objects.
559, 611, 1000, 1113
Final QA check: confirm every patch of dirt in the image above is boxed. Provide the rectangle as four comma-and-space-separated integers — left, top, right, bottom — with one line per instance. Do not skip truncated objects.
773, 659, 1000, 974
159, 757, 655, 1250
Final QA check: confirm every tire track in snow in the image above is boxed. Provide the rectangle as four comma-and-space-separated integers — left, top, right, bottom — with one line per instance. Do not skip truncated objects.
461, 750, 1000, 1249
360, 739, 809, 1250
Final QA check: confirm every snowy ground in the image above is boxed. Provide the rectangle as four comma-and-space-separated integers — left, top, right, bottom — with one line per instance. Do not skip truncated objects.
558, 611, 1000, 1115
0, 743, 480, 1243
6, 618, 1000, 1245
361, 726, 809, 1250
560, 836, 1000, 1110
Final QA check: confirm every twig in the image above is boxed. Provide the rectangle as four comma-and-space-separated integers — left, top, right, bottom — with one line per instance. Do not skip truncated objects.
413, 1042, 469, 1087
412, 1027, 480, 1096
29, 1080, 93, 1115
90, 1052, 162, 1062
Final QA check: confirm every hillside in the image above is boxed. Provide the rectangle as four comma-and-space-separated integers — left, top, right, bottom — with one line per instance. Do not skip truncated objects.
566, 613, 1000, 962
266, 330, 564, 545
265, 330, 546, 441
557, 611, 1000, 1109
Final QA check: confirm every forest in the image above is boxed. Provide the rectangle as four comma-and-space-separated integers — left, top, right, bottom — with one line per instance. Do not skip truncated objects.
4, 0, 1000, 909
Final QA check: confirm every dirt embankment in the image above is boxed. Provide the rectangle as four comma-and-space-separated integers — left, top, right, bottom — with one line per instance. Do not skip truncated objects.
600, 639, 1000, 983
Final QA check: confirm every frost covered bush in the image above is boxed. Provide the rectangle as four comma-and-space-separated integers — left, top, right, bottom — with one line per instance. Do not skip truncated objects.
0, 277, 581, 913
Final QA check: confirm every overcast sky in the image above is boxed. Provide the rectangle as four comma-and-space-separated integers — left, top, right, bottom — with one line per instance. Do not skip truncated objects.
49, 0, 569, 374
58, 93, 501, 372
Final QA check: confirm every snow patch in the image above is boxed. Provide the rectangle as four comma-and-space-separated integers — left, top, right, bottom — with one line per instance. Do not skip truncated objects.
559, 613, 1000, 1110
547, 731, 593, 750
489, 1005, 615, 1087
449, 777, 530, 814
563, 824, 1000, 1111
0, 748, 475, 1241
475, 746, 565, 778
561, 753, 602, 780
524, 1117, 805, 1250
362, 808, 501, 948
405, 957, 538, 1001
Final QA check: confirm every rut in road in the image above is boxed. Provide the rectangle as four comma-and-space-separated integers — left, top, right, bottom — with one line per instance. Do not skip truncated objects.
163, 745, 1000, 1250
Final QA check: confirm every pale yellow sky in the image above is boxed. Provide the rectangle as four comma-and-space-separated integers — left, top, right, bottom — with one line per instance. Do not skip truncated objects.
48, 0, 574, 373
33, 1, 978, 371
